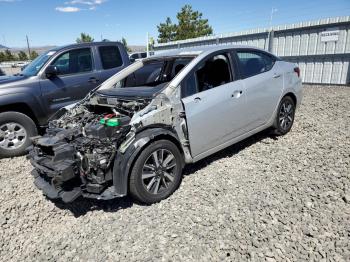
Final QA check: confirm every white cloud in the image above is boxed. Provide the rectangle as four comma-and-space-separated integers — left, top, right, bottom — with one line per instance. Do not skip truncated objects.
65, 0, 106, 5
55, 6, 81, 12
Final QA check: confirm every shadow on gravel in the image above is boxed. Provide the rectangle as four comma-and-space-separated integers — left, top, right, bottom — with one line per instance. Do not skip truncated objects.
52, 130, 276, 217
183, 129, 277, 176
52, 196, 134, 217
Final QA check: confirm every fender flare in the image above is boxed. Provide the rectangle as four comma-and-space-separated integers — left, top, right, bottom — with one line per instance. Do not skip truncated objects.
112, 127, 182, 196
0, 92, 45, 125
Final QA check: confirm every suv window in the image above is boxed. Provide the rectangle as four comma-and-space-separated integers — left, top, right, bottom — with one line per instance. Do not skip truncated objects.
130, 53, 139, 60
51, 48, 92, 75
99, 46, 123, 69
236, 51, 275, 78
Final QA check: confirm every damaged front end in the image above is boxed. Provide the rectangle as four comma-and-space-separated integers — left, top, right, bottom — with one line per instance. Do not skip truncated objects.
28, 57, 195, 203
28, 98, 148, 202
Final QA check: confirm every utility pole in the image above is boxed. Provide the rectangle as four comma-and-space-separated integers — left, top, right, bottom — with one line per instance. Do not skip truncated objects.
267, 8, 277, 52
146, 32, 149, 57
269, 8, 278, 29
26, 35, 31, 60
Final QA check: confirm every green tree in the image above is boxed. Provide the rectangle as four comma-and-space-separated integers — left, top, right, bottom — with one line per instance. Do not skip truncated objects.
157, 5, 213, 43
76, 33, 94, 43
121, 37, 132, 52
4, 49, 14, 61
0, 51, 5, 62
17, 51, 28, 61
175, 5, 213, 41
157, 17, 176, 43
30, 51, 39, 60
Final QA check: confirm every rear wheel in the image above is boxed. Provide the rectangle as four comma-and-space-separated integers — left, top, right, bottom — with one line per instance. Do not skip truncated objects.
272, 96, 295, 135
0, 112, 38, 158
129, 140, 183, 204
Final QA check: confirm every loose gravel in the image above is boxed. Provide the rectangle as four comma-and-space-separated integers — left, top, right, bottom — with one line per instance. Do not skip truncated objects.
0, 85, 349, 261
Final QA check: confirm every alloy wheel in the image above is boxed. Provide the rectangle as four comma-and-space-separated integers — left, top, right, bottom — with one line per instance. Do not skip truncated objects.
0, 122, 27, 150
141, 149, 177, 194
278, 101, 294, 131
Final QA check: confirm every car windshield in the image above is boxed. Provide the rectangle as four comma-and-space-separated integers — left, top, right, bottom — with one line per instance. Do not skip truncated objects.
122, 57, 194, 88
21, 50, 56, 76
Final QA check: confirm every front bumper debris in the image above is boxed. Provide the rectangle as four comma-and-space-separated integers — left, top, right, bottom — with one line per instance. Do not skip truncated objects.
32, 169, 82, 203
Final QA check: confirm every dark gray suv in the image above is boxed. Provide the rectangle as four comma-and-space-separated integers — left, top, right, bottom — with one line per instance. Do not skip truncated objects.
0, 42, 130, 158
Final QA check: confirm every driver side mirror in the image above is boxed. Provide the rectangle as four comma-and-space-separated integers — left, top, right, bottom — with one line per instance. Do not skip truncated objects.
45, 65, 60, 78
129, 57, 135, 63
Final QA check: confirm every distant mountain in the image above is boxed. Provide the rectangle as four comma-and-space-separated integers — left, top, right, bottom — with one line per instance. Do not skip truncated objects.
0, 44, 8, 49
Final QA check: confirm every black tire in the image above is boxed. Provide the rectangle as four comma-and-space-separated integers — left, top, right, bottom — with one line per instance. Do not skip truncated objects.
272, 96, 296, 135
129, 139, 183, 204
0, 111, 38, 158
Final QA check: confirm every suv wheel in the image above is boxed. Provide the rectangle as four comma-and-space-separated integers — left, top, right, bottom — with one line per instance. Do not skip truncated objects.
0, 112, 38, 158
273, 96, 295, 135
129, 140, 183, 204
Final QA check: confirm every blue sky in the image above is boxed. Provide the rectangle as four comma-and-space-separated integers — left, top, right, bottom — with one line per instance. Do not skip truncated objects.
0, 0, 349, 47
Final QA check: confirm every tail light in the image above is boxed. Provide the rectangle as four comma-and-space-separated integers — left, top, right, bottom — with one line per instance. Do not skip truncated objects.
294, 67, 300, 78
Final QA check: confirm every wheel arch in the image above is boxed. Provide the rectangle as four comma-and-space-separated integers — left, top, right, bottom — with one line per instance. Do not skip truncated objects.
112, 126, 184, 196
283, 92, 297, 106
0, 103, 39, 127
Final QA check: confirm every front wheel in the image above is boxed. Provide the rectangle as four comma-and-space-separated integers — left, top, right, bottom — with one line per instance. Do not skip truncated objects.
272, 96, 296, 135
129, 140, 183, 204
0, 112, 38, 158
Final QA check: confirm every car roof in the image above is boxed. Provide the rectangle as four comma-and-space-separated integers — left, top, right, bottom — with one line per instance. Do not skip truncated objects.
49, 41, 124, 52
152, 45, 267, 58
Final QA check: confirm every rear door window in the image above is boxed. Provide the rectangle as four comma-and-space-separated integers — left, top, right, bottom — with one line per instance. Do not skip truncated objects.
51, 48, 92, 75
99, 46, 123, 69
236, 51, 275, 78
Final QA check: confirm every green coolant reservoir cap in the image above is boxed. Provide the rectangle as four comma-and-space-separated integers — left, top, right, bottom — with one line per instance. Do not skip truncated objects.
99, 118, 106, 124
106, 118, 120, 127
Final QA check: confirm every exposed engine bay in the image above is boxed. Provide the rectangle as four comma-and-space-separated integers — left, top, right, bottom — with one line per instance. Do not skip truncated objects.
28, 96, 150, 202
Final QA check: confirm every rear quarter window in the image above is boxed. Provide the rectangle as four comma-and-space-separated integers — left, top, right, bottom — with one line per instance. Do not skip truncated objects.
236, 51, 276, 78
99, 46, 123, 69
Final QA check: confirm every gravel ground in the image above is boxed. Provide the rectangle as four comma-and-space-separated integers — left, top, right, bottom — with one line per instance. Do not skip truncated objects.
0, 85, 349, 261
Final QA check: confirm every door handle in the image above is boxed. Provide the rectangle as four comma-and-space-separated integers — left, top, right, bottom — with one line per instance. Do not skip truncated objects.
231, 90, 243, 98
194, 97, 201, 103
88, 77, 100, 83
273, 73, 282, 78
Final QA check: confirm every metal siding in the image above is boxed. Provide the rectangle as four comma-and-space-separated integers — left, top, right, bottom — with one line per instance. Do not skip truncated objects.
292, 34, 300, 56
313, 61, 323, 83
298, 61, 307, 82
331, 59, 343, 84
277, 35, 285, 56
322, 61, 332, 83
305, 61, 314, 82
340, 61, 349, 84
345, 29, 350, 53
335, 27, 347, 53
299, 33, 308, 56
308, 30, 318, 55
154, 16, 350, 85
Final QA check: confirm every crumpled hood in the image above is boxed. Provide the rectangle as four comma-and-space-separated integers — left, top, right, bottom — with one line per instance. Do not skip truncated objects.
96, 84, 166, 99
0, 75, 28, 86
